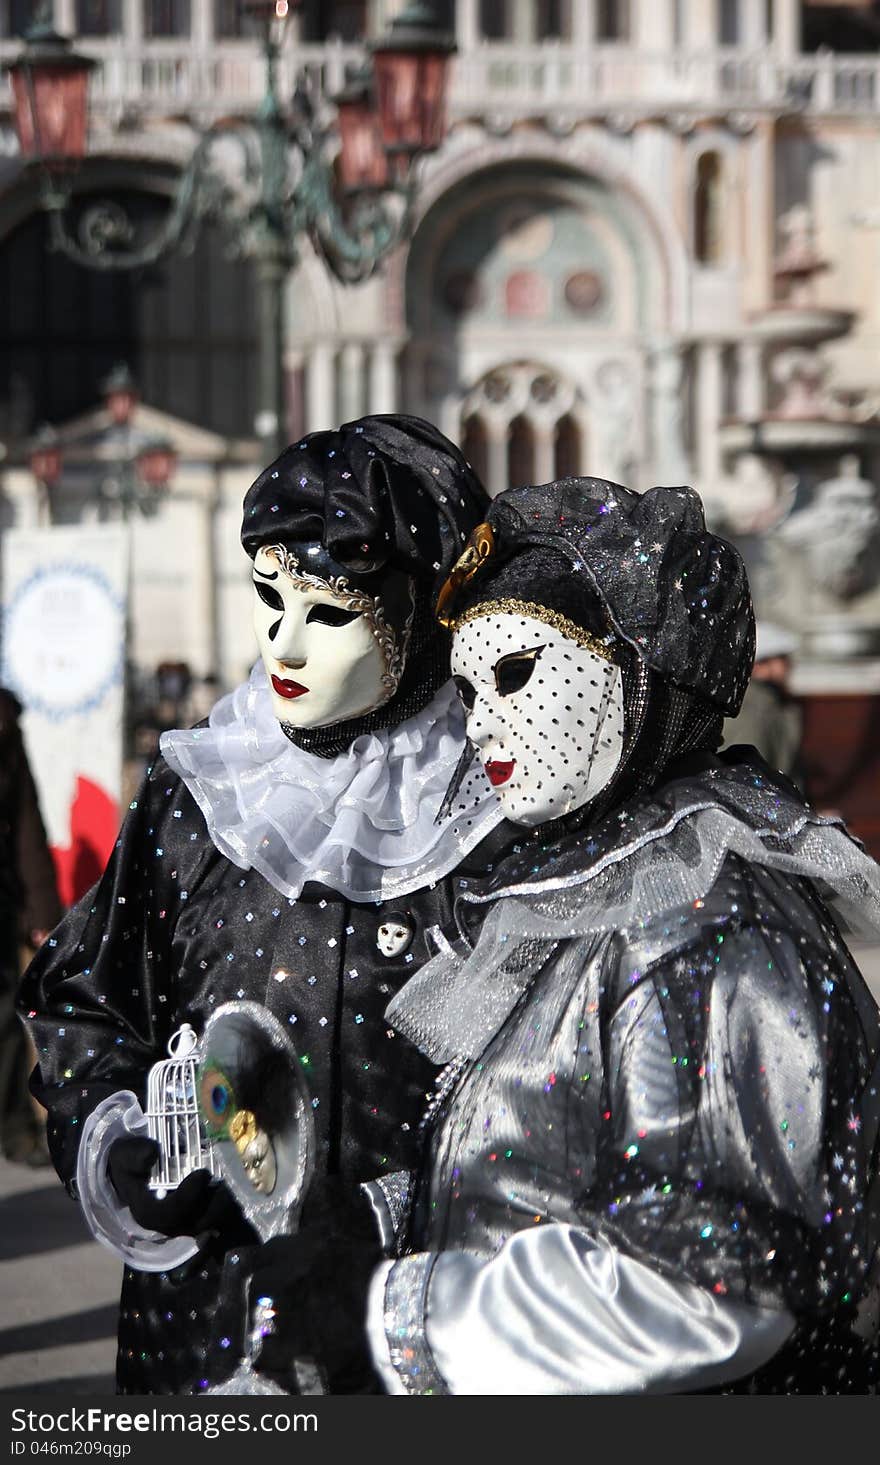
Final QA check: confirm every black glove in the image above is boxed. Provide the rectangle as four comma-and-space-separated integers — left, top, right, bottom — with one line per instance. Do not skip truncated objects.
246, 1179, 384, 1394
107, 1135, 258, 1248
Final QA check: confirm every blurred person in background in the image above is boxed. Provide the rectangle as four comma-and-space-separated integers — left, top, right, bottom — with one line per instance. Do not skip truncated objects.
0, 688, 62, 1166
723, 620, 804, 789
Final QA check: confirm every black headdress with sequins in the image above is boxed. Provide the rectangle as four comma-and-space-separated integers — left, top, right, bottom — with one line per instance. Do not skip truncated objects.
439, 478, 755, 718
241, 415, 489, 755
436, 477, 756, 824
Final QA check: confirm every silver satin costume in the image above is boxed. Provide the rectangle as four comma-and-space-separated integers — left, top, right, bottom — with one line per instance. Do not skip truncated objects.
367, 755, 880, 1394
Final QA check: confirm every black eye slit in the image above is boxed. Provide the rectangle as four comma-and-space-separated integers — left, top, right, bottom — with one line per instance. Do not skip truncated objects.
494, 647, 543, 697
306, 604, 361, 627
453, 675, 477, 712
254, 580, 285, 612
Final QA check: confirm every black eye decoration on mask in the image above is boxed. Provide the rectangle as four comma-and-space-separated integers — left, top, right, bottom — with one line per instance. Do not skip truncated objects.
254, 579, 285, 613
305, 604, 362, 628
453, 675, 477, 712
494, 647, 543, 697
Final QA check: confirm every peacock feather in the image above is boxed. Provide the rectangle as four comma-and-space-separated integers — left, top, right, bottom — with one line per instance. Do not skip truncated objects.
198, 1061, 237, 1140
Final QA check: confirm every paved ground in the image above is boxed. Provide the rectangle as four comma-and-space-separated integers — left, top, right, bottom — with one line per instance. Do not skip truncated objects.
2, 949, 879, 1396
0, 1151, 119, 1393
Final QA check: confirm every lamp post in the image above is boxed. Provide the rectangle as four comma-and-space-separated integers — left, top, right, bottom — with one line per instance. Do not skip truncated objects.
5, 0, 456, 462
94, 364, 178, 522
29, 364, 178, 525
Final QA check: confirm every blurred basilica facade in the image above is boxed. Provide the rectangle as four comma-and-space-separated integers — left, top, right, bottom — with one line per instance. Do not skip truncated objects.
3, 0, 880, 838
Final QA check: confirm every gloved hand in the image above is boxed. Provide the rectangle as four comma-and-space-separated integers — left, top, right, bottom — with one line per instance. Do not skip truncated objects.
245, 1178, 384, 1394
107, 1135, 258, 1248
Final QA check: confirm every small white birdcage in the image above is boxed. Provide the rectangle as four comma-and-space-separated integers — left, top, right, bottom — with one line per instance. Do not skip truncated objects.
145, 1023, 218, 1192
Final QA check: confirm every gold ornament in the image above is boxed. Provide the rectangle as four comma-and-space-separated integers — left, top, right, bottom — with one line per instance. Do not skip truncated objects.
435, 522, 495, 628
230, 1108, 258, 1155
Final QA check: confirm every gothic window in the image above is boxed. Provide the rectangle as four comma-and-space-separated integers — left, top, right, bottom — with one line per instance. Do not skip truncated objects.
596, 0, 631, 42
719, 0, 740, 45
694, 152, 723, 265
76, 0, 122, 33
461, 416, 489, 489
143, 1, 192, 38
508, 415, 535, 489
554, 415, 581, 479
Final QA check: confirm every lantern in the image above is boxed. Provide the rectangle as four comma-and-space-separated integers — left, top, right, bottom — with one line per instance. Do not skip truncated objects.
29, 426, 63, 487
370, 1, 455, 164
6, 20, 97, 165
335, 65, 389, 192
101, 362, 138, 426
136, 439, 178, 491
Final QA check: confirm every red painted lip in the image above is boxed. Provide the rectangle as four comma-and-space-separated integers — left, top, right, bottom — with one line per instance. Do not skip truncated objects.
485, 759, 515, 787
271, 674, 308, 699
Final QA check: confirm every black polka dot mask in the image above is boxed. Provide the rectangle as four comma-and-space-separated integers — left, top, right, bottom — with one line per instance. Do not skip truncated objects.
450, 611, 625, 827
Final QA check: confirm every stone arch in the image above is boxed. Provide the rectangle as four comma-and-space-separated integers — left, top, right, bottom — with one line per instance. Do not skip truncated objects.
389, 128, 688, 335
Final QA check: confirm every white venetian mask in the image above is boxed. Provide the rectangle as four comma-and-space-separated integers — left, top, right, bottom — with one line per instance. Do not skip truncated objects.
252, 544, 409, 728
450, 608, 625, 827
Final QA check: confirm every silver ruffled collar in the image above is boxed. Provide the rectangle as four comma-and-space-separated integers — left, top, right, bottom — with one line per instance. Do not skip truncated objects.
388, 761, 880, 1063
160, 662, 503, 903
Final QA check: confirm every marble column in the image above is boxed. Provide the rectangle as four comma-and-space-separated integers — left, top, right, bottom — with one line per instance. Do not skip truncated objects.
487, 420, 508, 500
741, 0, 767, 47
570, 0, 595, 47
457, 0, 480, 49
369, 341, 398, 416
535, 423, 555, 485
305, 343, 336, 432
738, 340, 764, 420
772, 0, 800, 56
686, 1, 716, 47
55, 0, 76, 36
123, 0, 143, 44
648, 341, 690, 481
338, 341, 366, 424
511, 0, 536, 44
697, 341, 724, 485
634, 0, 672, 49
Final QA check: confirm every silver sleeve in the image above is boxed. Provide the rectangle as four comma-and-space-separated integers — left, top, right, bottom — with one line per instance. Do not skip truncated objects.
375, 1224, 795, 1395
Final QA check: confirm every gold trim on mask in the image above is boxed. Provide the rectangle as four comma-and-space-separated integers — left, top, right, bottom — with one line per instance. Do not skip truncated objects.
436, 522, 495, 628
450, 599, 616, 661
263, 544, 414, 696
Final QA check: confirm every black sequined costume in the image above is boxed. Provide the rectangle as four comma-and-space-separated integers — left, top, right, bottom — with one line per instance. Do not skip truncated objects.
22, 755, 510, 1392
19, 414, 505, 1395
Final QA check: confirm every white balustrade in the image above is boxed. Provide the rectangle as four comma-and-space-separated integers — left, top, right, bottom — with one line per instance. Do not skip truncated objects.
1, 39, 880, 122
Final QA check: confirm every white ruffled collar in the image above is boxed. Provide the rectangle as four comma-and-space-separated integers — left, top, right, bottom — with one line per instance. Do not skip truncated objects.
160, 662, 503, 903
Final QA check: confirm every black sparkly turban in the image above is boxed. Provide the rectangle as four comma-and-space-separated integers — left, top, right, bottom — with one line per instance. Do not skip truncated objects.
241, 414, 488, 592
438, 478, 755, 718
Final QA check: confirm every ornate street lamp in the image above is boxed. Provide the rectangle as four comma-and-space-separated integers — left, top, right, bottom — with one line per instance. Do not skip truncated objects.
102, 362, 139, 427
28, 423, 63, 490
27, 367, 177, 524
4, 1, 456, 461
370, 2, 456, 174
6, 10, 96, 165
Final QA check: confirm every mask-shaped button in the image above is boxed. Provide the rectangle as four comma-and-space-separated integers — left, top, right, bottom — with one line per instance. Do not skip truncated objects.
376, 914, 414, 958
